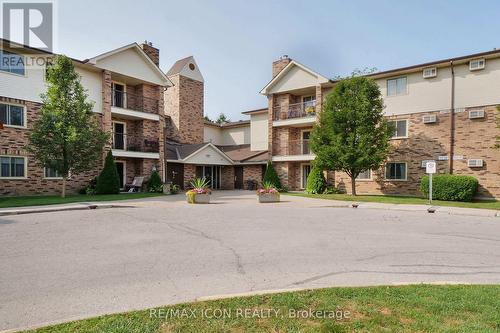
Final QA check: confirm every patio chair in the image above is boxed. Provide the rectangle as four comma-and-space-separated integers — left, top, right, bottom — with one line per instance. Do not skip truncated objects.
125, 176, 144, 193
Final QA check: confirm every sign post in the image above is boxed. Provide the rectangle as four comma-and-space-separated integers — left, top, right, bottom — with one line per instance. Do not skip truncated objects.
426, 161, 436, 205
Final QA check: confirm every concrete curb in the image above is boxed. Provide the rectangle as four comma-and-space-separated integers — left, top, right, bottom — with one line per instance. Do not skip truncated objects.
0, 203, 128, 216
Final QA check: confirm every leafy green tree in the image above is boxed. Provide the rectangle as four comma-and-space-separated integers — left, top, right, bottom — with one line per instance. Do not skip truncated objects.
96, 151, 120, 194
310, 76, 393, 196
215, 113, 229, 124
263, 161, 282, 190
28, 55, 108, 197
306, 164, 326, 194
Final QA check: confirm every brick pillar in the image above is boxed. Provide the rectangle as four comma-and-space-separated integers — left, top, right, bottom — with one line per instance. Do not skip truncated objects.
315, 85, 323, 114
267, 94, 274, 160
102, 70, 112, 153
272, 56, 291, 78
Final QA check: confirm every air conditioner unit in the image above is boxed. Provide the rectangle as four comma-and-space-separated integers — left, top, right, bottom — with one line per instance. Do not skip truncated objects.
422, 115, 437, 123
469, 109, 485, 119
467, 159, 484, 167
469, 58, 485, 71
423, 67, 437, 78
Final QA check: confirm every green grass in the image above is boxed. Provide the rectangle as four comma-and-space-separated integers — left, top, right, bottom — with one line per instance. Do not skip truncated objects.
285, 192, 500, 210
0, 193, 165, 209
22, 285, 500, 333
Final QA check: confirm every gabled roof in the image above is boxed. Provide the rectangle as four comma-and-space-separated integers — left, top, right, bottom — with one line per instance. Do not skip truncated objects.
260, 60, 331, 95
166, 56, 204, 82
87, 43, 173, 86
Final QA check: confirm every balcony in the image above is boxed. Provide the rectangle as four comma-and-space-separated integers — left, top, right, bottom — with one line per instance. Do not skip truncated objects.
271, 139, 315, 162
111, 90, 160, 121
111, 132, 160, 159
273, 101, 317, 127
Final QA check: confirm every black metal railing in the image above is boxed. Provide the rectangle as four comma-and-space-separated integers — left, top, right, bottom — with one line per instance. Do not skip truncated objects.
273, 101, 316, 120
273, 139, 311, 156
112, 132, 159, 153
112, 89, 160, 114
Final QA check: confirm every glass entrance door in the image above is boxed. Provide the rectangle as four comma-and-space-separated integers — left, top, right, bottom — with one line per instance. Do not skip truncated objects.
195, 165, 222, 189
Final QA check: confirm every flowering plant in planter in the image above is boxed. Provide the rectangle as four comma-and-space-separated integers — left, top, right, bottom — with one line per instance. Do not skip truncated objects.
257, 181, 280, 203
186, 177, 211, 204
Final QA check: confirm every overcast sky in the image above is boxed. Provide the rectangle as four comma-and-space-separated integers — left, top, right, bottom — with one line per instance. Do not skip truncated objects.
56, 0, 500, 121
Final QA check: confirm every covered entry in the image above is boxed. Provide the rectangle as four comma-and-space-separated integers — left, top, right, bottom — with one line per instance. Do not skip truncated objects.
196, 165, 222, 189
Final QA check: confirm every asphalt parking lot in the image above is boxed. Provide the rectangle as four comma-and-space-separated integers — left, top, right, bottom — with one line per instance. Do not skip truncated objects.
1, 191, 499, 331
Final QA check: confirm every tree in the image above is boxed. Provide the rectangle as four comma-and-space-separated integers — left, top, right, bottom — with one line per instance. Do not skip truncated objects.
310, 76, 393, 196
306, 163, 326, 194
215, 113, 229, 124
263, 161, 282, 190
147, 169, 163, 192
96, 151, 120, 194
28, 55, 108, 197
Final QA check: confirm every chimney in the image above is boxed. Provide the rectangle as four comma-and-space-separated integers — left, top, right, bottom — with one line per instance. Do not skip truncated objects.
141, 40, 159, 66
272, 55, 291, 78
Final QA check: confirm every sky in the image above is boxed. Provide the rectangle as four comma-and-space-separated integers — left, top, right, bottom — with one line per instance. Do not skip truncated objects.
55, 0, 500, 121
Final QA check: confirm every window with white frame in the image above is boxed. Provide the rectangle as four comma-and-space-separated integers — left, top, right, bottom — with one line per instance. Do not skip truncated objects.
469, 58, 485, 71
387, 77, 407, 96
357, 169, 371, 180
0, 103, 25, 127
44, 167, 61, 178
385, 162, 407, 180
0, 50, 25, 75
388, 119, 407, 139
0, 156, 26, 178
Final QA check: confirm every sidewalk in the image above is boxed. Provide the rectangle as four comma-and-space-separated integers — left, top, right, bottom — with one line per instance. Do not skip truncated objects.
0, 202, 131, 216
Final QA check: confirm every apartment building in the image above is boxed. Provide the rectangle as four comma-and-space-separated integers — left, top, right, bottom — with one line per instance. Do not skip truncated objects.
260, 52, 500, 198
164, 56, 268, 190
0, 39, 171, 195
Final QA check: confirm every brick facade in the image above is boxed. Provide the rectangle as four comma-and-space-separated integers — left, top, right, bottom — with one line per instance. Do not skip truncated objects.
242, 165, 262, 189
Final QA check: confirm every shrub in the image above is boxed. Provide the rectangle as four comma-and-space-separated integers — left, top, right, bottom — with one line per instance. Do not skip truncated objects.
170, 184, 179, 194
96, 151, 120, 194
263, 161, 282, 191
147, 170, 163, 193
420, 174, 479, 202
323, 185, 340, 194
306, 165, 326, 194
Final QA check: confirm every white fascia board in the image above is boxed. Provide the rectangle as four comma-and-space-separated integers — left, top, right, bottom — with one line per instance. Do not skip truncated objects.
111, 107, 160, 121
112, 150, 160, 159
272, 154, 316, 162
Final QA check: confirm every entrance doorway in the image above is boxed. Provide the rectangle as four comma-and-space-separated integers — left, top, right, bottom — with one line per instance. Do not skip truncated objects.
166, 163, 184, 189
234, 166, 243, 189
301, 163, 311, 189
113, 122, 126, 150
115, 161, 126, 189
196, 165, 222, 189
112, 83, 125, 108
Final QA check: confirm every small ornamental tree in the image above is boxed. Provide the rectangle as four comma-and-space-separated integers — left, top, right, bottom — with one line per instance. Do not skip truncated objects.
263, 161, 282, 190
215, 113, 229, 124
28, 55, 108, 197
147, 169, 163, 192
310, 76, 394, 196
96, 151, 120, 194
306, 164, 326, 194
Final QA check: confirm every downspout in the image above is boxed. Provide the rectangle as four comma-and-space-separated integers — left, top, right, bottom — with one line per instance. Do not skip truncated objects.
449, 61, 455, 174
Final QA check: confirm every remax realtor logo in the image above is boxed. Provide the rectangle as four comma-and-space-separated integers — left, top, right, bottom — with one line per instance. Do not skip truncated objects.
2, 1, 54, 51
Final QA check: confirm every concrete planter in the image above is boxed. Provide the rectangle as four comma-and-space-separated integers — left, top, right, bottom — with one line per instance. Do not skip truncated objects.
187, 193, 211, 204
162, 183, 171, 194
258, 193, 280, 203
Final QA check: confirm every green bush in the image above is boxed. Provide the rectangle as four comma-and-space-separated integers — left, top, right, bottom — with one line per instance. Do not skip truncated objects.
263, 161, 282, 191
420, 174, 479, 202
147, 170, 163, 193
306, 165, 326, 194
96, 151, 120, 194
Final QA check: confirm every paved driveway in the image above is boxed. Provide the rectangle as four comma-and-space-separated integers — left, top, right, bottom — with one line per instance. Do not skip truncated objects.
1, 191, 499, 331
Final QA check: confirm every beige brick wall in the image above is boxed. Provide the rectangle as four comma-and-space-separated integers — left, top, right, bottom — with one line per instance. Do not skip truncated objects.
242, 165, 263, 189
221, 166, 234, 190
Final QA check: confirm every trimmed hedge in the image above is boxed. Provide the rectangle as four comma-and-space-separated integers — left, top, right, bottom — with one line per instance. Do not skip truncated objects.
306, 164, 326, 194
420, 174, 478, 202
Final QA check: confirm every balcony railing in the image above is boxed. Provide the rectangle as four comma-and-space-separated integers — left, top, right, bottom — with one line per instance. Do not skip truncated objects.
273, 101, 316, 121
273, 139, 311, 156
112, 89, 160, 114
112, 132, 159, 153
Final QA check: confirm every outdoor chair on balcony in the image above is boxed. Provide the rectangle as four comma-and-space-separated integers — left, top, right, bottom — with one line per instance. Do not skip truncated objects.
125, 176, 144, 193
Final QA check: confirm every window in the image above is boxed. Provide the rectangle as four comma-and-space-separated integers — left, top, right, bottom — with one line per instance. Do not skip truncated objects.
387, 77, 407, 96
0, 103, 25, 127
0, 156, 26, 178
388, 119, 407, 138
385, 162, 407, 181
44, 167, 61, 178
357, 169, 371, 180
0, 50, 25, 75
301, 164, 311, 189
422, 67, 437, 78
469, 58, 485, 71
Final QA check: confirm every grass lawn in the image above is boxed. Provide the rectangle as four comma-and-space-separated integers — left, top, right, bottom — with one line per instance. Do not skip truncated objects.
22, 285, 499, 333
0, 192, 165, 209
285, 192, 500, 210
